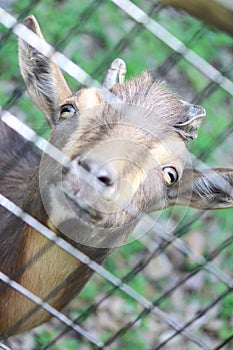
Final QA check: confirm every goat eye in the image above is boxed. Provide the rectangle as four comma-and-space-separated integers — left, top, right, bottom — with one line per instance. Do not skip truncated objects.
162, 166, 178, 186
60, 104, 76, 119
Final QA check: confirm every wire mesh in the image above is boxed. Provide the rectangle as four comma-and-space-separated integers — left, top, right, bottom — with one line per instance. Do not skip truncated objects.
0, 0, 233, 349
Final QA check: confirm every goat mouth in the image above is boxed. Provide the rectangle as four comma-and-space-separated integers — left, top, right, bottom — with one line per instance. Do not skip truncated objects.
63, 189, 103, 223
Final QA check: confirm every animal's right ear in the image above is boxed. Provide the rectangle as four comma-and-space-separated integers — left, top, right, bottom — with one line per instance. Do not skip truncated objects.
18, 15, 72, 127
168, 168, 233, 209
174, 100, 206, 140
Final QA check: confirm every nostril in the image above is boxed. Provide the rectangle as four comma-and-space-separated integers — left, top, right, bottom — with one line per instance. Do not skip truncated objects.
62, 165, 69, 176
77, 155, 116, 187
78, 156, 91, 172
98, 176, 112, 186
97, 168, 114, 186
98, 175, 113, 186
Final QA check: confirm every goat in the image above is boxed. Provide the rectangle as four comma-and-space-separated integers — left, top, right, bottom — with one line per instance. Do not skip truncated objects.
0, 15, 232, 337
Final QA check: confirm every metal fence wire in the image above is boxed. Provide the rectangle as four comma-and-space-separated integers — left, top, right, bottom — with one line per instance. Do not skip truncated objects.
0, 0, 233, 349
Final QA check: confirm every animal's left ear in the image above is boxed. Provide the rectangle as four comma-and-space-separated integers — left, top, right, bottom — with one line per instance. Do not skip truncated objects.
168, 168, 233, 209
18, 15, 72, 127
174, 100, 206, 140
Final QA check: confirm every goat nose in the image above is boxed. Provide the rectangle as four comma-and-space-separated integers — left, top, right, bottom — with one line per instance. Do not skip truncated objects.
78, 155, 116, 187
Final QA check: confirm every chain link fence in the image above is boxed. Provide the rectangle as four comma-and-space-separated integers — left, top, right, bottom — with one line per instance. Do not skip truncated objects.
0, 0, 233, 349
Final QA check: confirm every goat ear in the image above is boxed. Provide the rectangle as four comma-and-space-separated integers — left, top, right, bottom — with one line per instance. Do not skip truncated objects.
103, 58, 127, 89
18, 15, 72, 127
174, 101, 206, 140
168, 168, 233, 209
